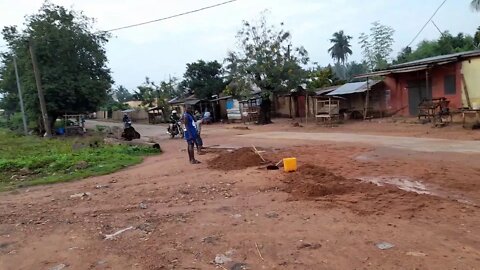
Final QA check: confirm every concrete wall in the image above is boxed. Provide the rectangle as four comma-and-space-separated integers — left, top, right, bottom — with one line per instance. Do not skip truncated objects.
112, 109, 148, 121
276, 96, 292, 117
462, 57, 480, 109
384, 62, 463, 116
431, 62, 462, 109
96, 111, 108, 119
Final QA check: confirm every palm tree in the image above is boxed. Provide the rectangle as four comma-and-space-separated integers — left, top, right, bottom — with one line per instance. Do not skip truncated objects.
328, 30, 353, 65
472, 0, 480, 11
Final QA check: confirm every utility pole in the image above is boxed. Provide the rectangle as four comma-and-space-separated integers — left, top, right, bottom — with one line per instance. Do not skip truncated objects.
13, 56, 28, 135
29, 41, 52, 137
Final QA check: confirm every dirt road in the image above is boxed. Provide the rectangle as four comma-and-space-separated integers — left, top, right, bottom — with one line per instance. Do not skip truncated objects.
241, 131, 480, 153
86, 120, 167, 138
1, 123, 479, 270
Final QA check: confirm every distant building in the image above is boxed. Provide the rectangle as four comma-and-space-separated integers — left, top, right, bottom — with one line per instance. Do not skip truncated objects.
125, 100, 143, 108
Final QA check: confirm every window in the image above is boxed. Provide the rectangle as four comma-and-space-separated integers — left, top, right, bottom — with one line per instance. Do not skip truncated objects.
444, 75, 456, 95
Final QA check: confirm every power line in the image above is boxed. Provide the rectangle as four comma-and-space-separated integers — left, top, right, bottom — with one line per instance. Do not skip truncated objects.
0, 0, 239, 51
99, 0, 239, 33
431, 20, 444, 36
406, 0, 447, 48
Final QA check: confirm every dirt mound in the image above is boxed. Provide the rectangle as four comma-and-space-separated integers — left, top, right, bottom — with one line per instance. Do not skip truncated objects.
282, 164, 365, 199
208, 148, 265, 171
280, 164, 444, 217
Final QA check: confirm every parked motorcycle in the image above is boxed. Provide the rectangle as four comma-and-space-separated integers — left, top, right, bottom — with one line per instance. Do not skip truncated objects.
167, 121, 184, 139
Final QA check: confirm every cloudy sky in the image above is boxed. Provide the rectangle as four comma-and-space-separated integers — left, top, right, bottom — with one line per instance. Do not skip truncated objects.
0, 0, 478, 89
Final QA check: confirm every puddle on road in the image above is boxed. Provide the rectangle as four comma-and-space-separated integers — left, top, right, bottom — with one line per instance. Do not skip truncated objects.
359, 176, 477, 206
354, 154, 376, 162
359, 176, 431, 194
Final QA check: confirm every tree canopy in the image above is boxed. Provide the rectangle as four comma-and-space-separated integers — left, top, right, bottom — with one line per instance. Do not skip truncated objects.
306, 65, 343, 89
133, 77, 159, 107
224, 12, 309, 123
0, 3, 113, 130
113, 85, 133, 103
472, 0, 480, 11
394, 31, 477, 64
328, 30, 353, 65
359, 21, 395, 71
179, 60, 225, 100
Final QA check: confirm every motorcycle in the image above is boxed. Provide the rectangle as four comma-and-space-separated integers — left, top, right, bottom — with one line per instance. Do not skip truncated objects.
167, 121, 184, 139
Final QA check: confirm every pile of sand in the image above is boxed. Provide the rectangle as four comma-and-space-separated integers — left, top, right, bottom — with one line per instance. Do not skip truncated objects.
282, 164, 365, 199
208, 148, 266, 171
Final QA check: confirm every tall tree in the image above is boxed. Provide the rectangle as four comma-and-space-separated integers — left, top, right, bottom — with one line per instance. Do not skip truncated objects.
225, 12, 309, 124
328, 30, 353, 65
159, 76, 181, 99
180, 60, 225, 100
474, 26, 480, 47
307, 65, 343, 89
359, 21, 395, 70
133, 77, 157, 107
0, 3, 113, 132
113, 85, 133, 103
472, 0, 480, 11
343, 61, 369, 81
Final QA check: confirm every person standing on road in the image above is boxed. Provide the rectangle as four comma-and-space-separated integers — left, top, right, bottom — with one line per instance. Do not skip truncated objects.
184, 107, 201, 164
193, 110, 204, 153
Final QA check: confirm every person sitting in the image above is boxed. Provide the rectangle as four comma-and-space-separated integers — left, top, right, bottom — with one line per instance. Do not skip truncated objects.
122, 113, 131, 128
203, 110, 212, 124
170, 110, 180, 123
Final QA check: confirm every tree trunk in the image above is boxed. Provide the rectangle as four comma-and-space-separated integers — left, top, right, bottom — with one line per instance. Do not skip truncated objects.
49, 115, 57, 134
37, 116, 45, 135
258, 98, 272, 125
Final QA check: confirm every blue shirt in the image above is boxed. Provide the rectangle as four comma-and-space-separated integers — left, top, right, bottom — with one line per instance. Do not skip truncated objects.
183, 112, 198, 141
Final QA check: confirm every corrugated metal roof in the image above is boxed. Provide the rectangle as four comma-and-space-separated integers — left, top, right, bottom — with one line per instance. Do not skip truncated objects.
356, 65, 430, 78
184, 99, 200, 105
392, 50, 480, 69
327, 81, 380, 96
210, 95, 232, 101
314, 85, 339, 96
356, 50, 480, 78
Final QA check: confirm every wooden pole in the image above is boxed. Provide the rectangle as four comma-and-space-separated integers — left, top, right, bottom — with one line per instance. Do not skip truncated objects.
426, 69, 430, 98
363, 77, 370, 120
305, 92, 308, 125
13, 56, 28, 135
29, 41, 52, 137
461, 73, 472, 109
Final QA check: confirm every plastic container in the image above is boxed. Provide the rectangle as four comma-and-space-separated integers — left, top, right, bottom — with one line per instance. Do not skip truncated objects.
283, 157, 297, 172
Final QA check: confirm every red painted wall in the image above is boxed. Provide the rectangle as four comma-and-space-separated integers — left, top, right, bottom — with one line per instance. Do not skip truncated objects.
384, 63, 462, 116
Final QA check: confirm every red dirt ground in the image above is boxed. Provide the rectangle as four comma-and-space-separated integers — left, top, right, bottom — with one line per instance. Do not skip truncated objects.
1, 121, 480, 270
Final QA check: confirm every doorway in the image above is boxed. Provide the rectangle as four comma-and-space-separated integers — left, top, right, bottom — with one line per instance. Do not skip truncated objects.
408, 79, 432, 116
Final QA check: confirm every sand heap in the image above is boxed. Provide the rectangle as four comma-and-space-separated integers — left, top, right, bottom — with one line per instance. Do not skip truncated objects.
208, 148, 265, 171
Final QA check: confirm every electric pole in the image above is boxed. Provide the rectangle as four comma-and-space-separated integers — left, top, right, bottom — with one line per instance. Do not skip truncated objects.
29, 40, 52, 137
13, 56, 28, 135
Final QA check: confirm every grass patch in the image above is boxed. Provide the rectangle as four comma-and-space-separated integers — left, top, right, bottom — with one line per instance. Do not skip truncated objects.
0, 129, 160, 191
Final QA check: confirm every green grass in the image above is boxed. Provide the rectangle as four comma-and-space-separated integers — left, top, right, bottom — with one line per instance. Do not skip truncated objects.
0, 129, 160, 191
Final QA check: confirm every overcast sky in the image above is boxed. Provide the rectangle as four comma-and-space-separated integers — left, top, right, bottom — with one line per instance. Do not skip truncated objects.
0, 0, 478, 90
